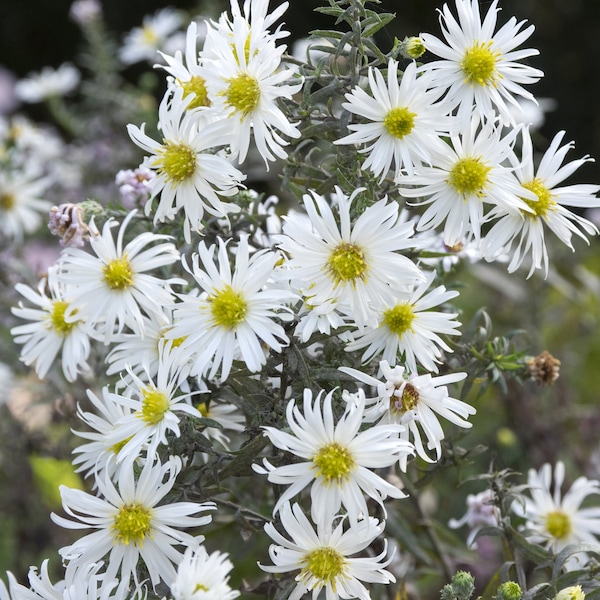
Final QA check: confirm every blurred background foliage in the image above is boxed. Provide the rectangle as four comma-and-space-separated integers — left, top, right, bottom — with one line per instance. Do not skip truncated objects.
1, 0, 600, 596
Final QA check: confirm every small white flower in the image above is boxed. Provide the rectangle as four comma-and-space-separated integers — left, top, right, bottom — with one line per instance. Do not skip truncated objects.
52, 456, 215, 590
168, 235, 293, 381
254, 388, 412, 525
512, 461, 600, 568
341, 361, 472, 470
482, 128, 600, 278
345, 271, 461, 374
15, 63, 80, 103
170, 546, 240, 600
11, 267, 92, 382
197, 400, 245, 449
261, 502, 395, 600
119, 8, 182, 65
336, 59, 452, 180
448, 488, 499, 548
419, 0, 543, 127
56, 210, 182, 341
279, 187, 424, 329
127, 88, 245, 242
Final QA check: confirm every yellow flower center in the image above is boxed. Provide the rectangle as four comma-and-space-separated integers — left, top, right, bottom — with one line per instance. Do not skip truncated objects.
157, 142, 197, 183
111, 503, 153, 546
0, 192, 15, 210
210, 285, 248, 329
382, 302, 415, 337
327, 242, 367, 286
521, 178, 556, 218
139, 386, 170, 425
194, 584, 210, 593
103, 256, 134, 290
142, 26, 159, 45
391, 382, 420, 414
225, 73, 260, 116
197, 401, 209, 417
545, 510, 572, 540
48, 300, 78, 336
109, 436, 133, 456
312, 442, 355, 485
301, 547, 347, 587
384, 106, 416, 139
180, 75, 211, 109
448, 156, 491, 197
461, 41, 500, 87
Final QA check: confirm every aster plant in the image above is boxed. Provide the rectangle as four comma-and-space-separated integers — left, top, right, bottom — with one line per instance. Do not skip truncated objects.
3, 1, 600, 600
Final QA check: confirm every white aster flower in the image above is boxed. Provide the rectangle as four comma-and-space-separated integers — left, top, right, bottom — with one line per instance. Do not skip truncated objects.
448, 488, 499, 548
345, 271, 461, 374
197, 399, 245, 449
0, 171, 51, 241
170, 546, 240, 600
279, 187, 424, 329
127, 87, 245, 242
15, 63, 80, 103
294, 297, 349, 343
119, 8, 183, 65
106, 345, 203, 462
341, 361, 472, 470
72, 386, 134, 486
399, 117, 535, 246
336, 59, 452, 180
52, 456, 215, 589
56, 210, 181, 342
11, 266, 92, 382
168, 234, 293, 381
419, 0, 543, 127
200, 11, 301, 165
512, 461, 600, 568
482, 129, 600, 278
261, 502, 395, 600
254, 388, 412, 525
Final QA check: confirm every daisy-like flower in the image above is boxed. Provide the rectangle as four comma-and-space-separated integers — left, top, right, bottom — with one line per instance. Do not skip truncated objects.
168, 235, 294, 381
200, 10, 301, 165
341, 360, 473, 470
1, 560, 129, 600
0, 171, 51, 242
15, 63, 80, 103
448, 488, 499, 548
512, 461, 600, 568
345, 271, 461, 374
119, 8, 183, 65
254, 388, 413, 525
482, 128, 600, 278
399, 117, 536, 246
335, 60, 452, 180
197, 399, 245, 449
55, 210, 181, 342
106, 345, 203, 462
170, 546, 240, 600
419, 0, 543, 127
11, 266, 92, 382
72, 386, 133, 486
127, 87, 245, 241
51, 456, 215, 589
279, 187, 424, 329
261, 502, 395, 600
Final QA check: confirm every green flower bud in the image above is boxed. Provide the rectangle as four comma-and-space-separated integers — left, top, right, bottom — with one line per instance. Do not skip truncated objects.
497, 581, 522, 600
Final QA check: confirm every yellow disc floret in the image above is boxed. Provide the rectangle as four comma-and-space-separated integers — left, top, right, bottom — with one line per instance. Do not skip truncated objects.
0, 192, 15, 210
383, 303, 415, 337
103, 256, 134, 290
521, 178, 556, 218
312, 442, 355, 485
210, 285, 248, 329
461, 41, 501, 87
180, 76, 211, 109
327, 242, 367, 286
158, 142, 197, 183
225, 73, 260, 116
301, 547, 347, 587
384, 106, 417, 139
545, 510, 572, 540
448, 156, 491, 197
140, 386, 170, 425
48, 300, 79, 336
111, 503, 153, 546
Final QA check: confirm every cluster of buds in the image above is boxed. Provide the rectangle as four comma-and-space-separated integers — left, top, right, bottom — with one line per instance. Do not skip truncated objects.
527, 350, 561, 386
48, 203, 90, 247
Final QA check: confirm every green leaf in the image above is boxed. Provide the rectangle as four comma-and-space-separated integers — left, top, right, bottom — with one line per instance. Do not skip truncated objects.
361, 12, 396, 37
